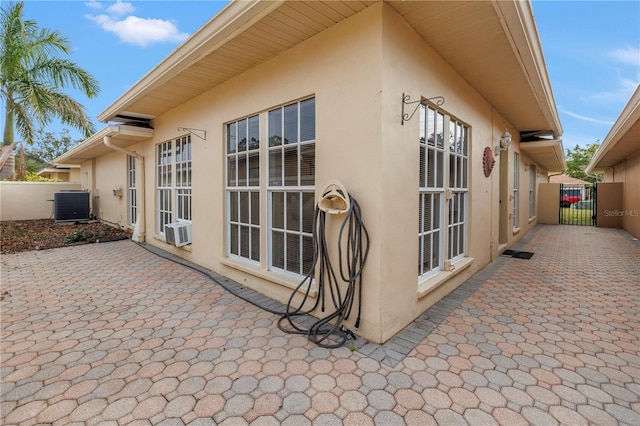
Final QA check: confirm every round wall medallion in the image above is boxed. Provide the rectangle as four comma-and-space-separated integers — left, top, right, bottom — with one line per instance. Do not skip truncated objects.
483, 147, 495, 177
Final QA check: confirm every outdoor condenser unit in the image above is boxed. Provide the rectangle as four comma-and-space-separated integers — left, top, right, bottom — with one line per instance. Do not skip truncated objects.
165, 222, 192, 247
54, 190, 90, 222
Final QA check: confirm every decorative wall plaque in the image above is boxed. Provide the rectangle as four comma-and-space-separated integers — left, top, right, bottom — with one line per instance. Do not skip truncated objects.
483, 146, 495, 177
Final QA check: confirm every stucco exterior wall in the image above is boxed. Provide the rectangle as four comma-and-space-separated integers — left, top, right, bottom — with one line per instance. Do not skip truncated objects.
0, 182, 81, 221
81, 3, 555, 343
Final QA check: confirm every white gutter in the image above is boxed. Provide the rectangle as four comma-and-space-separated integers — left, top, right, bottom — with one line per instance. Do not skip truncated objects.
103, 125, 146, 243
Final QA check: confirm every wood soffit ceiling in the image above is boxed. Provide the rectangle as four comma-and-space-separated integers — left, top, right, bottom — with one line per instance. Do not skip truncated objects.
102, 1, 558, 138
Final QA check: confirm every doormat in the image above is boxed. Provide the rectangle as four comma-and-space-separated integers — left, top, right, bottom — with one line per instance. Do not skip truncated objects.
501, 250, 534, 259
512, 251, 534, 259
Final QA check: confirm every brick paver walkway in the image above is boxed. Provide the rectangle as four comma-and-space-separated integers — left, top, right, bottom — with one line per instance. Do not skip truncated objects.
1, 225, 639, 425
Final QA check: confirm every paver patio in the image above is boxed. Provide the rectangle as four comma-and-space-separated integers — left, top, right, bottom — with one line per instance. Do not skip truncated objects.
1, 224, 639, 425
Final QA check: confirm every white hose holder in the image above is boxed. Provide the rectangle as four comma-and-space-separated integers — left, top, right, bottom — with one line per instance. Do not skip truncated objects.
318, 180, 351, 214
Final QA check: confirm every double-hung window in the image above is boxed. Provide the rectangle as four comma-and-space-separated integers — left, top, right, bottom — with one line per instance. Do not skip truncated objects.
128, 155, 137, 226
418, 103, 469, 281
225, 97, 316, 279
268, 98, 316, 276
529, 165, 536, 219
513, 152, 519, 228
156, 135, 192, 235
419, 105, 445, 277
227, 115, 260, 262
448, 119, 469, 261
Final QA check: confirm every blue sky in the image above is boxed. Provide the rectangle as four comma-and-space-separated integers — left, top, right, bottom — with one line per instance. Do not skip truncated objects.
6, 0, 640, 153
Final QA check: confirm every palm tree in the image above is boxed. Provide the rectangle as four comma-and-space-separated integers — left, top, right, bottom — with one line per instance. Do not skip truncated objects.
1, 1, 99, 178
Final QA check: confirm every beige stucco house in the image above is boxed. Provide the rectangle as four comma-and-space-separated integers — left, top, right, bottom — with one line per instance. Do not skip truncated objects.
586, 84, 640, 239
55, 0, 565, 344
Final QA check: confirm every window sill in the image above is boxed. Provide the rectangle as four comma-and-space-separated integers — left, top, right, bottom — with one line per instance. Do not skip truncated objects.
512, 227, 521, 236
152, 234, 192, 252
528, 216, 536, 224
418, 257, 474, 299
220, 258, 318, 298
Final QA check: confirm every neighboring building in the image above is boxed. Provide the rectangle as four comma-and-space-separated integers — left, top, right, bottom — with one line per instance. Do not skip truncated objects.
586, 84, 640, 239
54, 0, 565, 344
36, 165, 81, 182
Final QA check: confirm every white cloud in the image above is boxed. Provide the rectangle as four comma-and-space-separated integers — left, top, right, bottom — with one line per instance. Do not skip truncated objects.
560, 109, 615, 126
106, 0, 135, 17
88, 14, 189, 47
85, 1, 103, 9
608, 45, 640, 67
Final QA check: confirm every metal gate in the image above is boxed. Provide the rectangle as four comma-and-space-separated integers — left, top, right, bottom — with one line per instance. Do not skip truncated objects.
559, 183, 596, 226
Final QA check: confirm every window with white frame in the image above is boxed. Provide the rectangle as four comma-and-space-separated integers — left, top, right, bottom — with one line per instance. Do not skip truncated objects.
513, 152, 519, 228
418, 103, 469, 281
268, 98, 316, 276
227, 115, 260, 262
128, 155, 137, 226
156, 135, 192, 235
419, 105, 445, 277
448, 119, 469, 261
529, 165, 536, 218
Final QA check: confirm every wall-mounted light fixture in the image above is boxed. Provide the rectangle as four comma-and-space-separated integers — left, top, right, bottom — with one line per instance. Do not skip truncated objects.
494, 131, 512, 156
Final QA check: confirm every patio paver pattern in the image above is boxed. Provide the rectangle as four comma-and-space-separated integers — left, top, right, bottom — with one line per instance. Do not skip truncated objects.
1, 225, 639, 425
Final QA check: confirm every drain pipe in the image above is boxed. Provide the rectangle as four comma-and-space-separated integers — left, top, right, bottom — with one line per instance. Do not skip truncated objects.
103, 127, 146, 243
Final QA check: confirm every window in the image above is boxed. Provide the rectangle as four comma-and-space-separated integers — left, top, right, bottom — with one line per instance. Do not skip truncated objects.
227, 115, 260, 262
224, 97, 316, 278
419, 104, 469, 280
128, 155, 137, 226
448, 119, 469, 261
513, 152, 519, 228
156, 135, 192, 235
418, 105, 445, 277
529, 165, 536, 218
268, 98, 316, 276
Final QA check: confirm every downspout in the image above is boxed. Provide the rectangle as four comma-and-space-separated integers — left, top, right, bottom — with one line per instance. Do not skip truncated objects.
103, 128, 146, 243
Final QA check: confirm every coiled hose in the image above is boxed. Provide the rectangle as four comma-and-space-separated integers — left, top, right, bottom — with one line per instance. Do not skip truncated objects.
277, 194, 369, 348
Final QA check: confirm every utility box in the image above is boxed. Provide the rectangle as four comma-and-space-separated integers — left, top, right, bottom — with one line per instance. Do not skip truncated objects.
54, 190, 90, 222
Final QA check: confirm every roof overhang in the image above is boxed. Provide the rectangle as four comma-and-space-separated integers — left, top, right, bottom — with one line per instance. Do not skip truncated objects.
96, 0, 562, 144
54, 125, 153, 165
519, 139, 566, 172
586, 85, 640, 174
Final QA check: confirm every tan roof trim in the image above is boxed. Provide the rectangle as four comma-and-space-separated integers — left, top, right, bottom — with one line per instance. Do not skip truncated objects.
519, 139, 566, 172
98, 0, 284, 123
54, 125, 153, 165
586, 85, 640, 174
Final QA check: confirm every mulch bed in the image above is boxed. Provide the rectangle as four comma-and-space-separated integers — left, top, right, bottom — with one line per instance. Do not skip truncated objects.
1, 219, 132, 254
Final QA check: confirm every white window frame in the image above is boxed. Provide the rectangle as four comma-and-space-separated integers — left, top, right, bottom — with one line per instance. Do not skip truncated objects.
156, 136, 192, 236
529, 165, 536, 219
127, 155, 137, 226
448, 119, 469, 262
419, 105, 445, 278
267, 97, 316, 277
419, 103, 470, 282
226, 115, 261, 263
513, 152, 519, 228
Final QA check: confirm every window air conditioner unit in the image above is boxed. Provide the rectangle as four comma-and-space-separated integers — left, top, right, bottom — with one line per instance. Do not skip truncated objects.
165, 223, 192, 247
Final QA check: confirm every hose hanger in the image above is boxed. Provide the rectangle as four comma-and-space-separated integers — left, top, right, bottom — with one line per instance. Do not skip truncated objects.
278, 180, 369, 348
318, 180, 351, 214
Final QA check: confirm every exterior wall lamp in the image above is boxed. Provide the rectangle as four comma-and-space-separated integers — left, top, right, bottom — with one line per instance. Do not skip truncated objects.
494, 131, 512, 156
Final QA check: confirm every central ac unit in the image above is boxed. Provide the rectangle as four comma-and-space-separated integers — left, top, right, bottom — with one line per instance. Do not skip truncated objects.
165, 222, 192, 247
